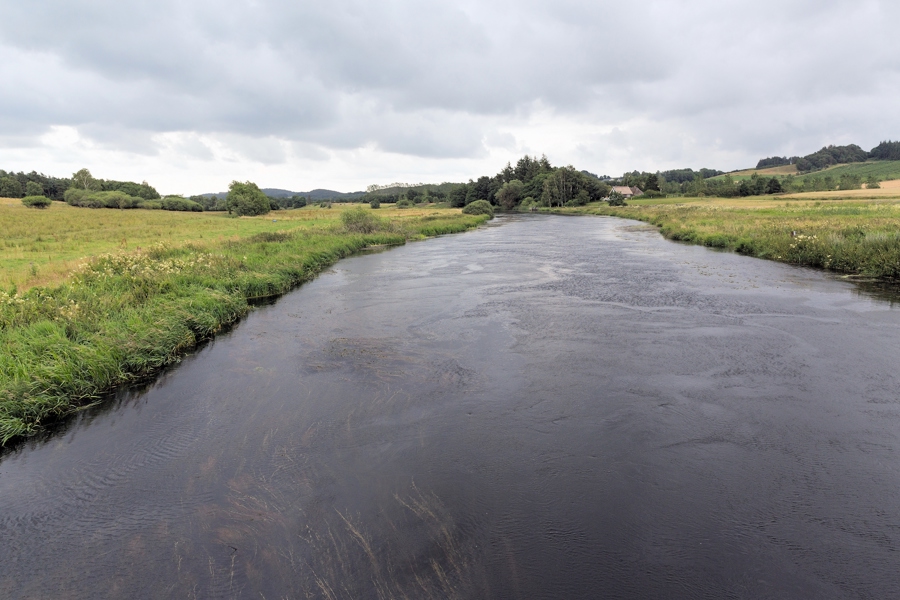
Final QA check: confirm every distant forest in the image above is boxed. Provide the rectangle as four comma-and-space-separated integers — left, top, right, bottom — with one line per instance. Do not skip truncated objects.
756, 141, 900, 172
4, 138, 900, 212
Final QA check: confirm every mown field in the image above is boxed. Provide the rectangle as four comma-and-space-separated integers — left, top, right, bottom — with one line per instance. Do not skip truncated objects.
0, 201, 487, 444
553, 187, 900, 280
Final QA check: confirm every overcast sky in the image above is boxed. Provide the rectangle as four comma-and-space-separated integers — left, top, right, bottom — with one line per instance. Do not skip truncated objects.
1, 0, 898, 195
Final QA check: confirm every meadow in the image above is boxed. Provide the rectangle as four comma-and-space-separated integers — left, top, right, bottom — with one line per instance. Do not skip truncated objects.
0, 201, 487, 444
554, 186, 900, 280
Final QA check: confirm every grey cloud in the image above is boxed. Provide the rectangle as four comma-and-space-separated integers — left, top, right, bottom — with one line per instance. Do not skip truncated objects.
0, 0, 898, 168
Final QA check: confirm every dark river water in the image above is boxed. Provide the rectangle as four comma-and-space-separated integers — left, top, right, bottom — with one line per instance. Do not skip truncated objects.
2, 215, 899, 599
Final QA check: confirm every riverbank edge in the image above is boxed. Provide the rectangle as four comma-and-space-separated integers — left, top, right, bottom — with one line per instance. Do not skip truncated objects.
542, 205, 900, 281
0, 214, 488, 446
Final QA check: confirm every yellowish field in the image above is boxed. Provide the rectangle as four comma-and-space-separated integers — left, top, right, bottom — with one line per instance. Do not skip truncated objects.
781, 178, 900, 200
0, 199, 454, 291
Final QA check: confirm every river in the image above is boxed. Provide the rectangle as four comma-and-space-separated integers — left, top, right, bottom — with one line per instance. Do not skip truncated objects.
1, 214, 898, 599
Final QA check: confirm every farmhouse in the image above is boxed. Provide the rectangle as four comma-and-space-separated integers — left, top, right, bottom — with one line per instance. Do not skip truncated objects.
610, 186, 644, 198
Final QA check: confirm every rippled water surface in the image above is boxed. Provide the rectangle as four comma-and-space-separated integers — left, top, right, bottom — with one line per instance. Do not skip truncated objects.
2, 215, 899, 599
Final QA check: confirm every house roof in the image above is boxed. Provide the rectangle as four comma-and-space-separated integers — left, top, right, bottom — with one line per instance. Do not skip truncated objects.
611, 186, 635, 195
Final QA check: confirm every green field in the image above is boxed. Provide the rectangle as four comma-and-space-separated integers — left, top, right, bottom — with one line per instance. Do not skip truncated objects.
552, 195, 900, 280
793, 160, 900, 184
0, 201, 487, 444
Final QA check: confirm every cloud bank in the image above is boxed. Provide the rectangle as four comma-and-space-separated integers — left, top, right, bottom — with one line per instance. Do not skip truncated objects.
1, 0, 898, 193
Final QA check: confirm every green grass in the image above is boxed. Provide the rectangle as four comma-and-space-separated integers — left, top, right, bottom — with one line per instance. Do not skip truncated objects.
792, 160, 900, 184
551, 196, 900, 280
0, 203, 486, 444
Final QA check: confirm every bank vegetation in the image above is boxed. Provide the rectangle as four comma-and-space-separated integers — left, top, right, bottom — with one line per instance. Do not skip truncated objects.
0, 202, 487, 444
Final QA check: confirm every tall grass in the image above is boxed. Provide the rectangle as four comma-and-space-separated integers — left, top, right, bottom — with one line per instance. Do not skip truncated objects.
0, 207, 487, 444
555, 198, 900, 280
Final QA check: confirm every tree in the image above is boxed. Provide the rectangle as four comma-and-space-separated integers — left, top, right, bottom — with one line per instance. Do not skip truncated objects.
541, 166, 578, 207
495, 179, 524, 210
765, 177, 783, 194
838, 174, 862, 190
71, 168, 100, 191
25, 181, 44, 197
644, 173, 660, 192
866, 175, 881, 189
448, 184, 468, 208
0, 176, 23, 198
226, 181, 270, 216
465, 176, 493, 205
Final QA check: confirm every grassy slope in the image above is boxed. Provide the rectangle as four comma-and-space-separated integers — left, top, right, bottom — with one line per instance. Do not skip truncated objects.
713, 160, 900, 183
723, 164, 799, 178
0, 202, 487, 444
793, 160, 900, 184
551, 194, 900, 280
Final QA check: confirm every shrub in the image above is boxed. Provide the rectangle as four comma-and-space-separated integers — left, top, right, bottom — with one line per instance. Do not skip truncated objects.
64, 189, 142, 208
396, 199, 412, 209
341, 206, 384, 233
461, 199, 494, 217
22, 195, 52, 209
607, 191, 627, 206
139, 200, 162, 210
370, 199, 381, 209
160, 196, 203, 212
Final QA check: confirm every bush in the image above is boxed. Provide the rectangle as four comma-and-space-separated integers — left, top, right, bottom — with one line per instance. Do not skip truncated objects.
395, 199, 412, 209
64, 189, 142, 209
160, 196, 203, 212
341, 206, 384, 233
139, 200, 162, 210
461, 199, 494, 217
370, 199, 381, 209
607, 191, 627, 206
21, 195, 52, 209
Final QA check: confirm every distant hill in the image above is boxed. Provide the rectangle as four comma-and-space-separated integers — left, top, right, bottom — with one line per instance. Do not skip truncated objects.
201, 188, 365, 201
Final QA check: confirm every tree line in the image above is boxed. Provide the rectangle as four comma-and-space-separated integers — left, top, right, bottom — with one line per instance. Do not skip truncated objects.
360, 155, 615, 210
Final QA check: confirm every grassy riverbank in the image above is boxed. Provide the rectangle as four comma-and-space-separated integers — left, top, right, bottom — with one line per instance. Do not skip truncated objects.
0, 201, 487, 444
551, 187, 900, 280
